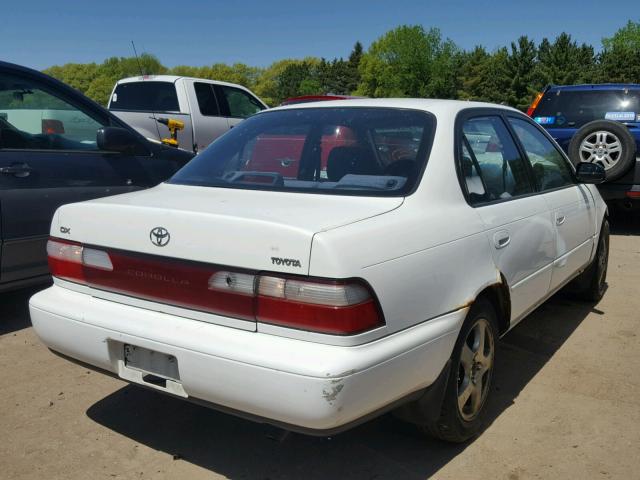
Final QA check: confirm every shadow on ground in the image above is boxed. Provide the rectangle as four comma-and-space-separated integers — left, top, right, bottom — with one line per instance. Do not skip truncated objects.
0, 286, 45, 335
87, 293, 600, 479
610, 210, 640, 236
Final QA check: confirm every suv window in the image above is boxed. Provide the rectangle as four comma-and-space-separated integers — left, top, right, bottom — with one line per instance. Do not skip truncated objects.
194, 82, 220, 116
170, 107, 434, 196
220, 86, 264, 118
509, 117, 574, 190
110, 81, 180, 112
532, 89, 640, 129
0, 72, 106, 150
460, 116, 534, 203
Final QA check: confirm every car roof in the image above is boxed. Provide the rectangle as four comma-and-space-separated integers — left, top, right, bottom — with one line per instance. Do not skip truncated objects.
115, 75, 251, 91
268, 98, 521, 116
280, 94, 365, 105
548, 83, 640, 92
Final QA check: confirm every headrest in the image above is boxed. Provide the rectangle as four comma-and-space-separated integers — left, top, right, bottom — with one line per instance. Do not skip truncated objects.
327, 146, 379, 181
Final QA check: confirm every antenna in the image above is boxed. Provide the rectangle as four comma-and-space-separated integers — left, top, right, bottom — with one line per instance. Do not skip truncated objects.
131, 41, 145, 76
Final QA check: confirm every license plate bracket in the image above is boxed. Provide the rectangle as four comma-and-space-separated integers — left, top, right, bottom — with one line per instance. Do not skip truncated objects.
117, 343, 187, 397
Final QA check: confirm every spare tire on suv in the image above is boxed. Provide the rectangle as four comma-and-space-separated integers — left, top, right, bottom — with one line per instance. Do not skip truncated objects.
568, 120, 636, 181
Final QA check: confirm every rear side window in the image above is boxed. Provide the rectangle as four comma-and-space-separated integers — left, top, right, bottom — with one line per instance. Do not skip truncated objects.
170, 107, 434, 196
110, 82, 179, 112
194, 82, 220, 116
509, 117, 574, 190
220, 86, 264, 118
532, 89, 640, 129
460, 116, 534, 204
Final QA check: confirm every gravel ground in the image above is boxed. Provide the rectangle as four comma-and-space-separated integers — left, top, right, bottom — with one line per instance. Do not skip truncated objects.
1, 221, 639, 480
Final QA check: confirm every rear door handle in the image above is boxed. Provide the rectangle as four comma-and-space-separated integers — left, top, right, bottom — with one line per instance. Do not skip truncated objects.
493, 230, 510, 249
0, 163, 33, 177
556, 213, 566, 226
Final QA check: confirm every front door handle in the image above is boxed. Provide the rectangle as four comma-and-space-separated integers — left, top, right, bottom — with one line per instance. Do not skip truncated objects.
0, 163, 33, 177
493, 230, 511, 249
556, 213, 566, 226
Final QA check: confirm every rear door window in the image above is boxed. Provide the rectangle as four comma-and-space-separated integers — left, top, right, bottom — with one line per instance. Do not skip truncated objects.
194, 82, 220, 116
460, 116, 534, 204
532, 90, 640, 129
508, 117, 575, 190
219, 86, 264, 118
110, 82, 180, 112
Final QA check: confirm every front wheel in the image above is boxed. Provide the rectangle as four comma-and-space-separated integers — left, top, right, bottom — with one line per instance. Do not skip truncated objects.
424, 298, 498, 442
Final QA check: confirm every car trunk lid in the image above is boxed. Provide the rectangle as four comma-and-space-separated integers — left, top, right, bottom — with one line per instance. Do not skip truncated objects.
52, 183, 403, 330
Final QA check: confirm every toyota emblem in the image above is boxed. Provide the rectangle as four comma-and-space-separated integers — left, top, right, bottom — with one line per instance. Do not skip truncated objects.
150, 227, 170, 247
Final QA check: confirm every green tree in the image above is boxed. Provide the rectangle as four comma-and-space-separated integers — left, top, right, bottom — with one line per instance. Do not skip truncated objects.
44, 63, 100, 94
535, 33, 595, 86
458, 46, 491, 100
506, 36, 538, 110
458, 47, 512, 104
276, 59, 321, 100
169, 63, 261, 89
345, 41, 363, 94
252, 59, 299, 106
598, 20, 640, 82
356, 25, 458, 98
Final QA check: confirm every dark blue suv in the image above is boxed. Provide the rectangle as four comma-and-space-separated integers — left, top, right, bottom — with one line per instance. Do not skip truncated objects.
529, 84, 640, 212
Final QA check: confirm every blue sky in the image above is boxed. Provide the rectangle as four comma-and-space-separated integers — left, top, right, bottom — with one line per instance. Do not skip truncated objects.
1, 0, 637, 70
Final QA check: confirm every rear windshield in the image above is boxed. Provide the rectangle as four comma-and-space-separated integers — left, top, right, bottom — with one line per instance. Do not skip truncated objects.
110, 81, 180, 112
533, 89, 640, 128
169, 107, 434, 196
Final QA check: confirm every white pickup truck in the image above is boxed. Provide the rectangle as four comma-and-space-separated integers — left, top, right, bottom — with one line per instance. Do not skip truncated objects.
108, 75, 268, 153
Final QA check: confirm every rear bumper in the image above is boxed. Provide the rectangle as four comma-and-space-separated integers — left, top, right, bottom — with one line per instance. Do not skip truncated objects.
29, 285, 464, 432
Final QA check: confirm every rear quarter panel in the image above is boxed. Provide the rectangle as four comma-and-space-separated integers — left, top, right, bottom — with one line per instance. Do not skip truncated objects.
310, 200, 497, 334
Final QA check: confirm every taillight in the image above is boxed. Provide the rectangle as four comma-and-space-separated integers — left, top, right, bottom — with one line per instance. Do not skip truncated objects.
46, 238, 384, 335
625, 191, 640, 199
47, 239, 85, 282
256, 276, 381, 334
527, 91, 544, 117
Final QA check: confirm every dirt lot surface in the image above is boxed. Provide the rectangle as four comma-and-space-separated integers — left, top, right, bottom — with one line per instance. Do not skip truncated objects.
1, 222, 640, 480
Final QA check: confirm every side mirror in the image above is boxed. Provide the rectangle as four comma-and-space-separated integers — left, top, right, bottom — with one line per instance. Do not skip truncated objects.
575, 162, 606, 184
97, 127, 148, 155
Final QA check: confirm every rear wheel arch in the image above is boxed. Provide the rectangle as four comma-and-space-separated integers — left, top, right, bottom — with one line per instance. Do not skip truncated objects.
474, 276, 511, 336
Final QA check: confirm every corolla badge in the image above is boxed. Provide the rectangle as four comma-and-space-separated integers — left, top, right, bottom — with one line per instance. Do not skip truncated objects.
150, 227, 170, 247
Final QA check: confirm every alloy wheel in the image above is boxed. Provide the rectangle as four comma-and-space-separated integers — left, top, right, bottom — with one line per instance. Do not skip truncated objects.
457, 317, 494, 422
579, 131, 622, 170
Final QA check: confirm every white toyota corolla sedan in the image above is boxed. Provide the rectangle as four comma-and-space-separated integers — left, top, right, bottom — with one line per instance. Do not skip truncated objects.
30, 99, 609, 442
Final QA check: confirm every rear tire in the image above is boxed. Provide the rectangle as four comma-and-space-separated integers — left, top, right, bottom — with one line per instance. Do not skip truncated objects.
572, 218, 609, 302
424, 298, 498, 443
568, 120, 636, 182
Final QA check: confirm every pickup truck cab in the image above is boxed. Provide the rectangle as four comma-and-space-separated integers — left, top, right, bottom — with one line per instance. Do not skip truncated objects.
108, 76, 268, 153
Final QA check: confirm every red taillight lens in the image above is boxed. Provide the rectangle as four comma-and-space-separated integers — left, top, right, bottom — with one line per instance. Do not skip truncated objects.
625, 191, 640, 198
47, 239, 85, 282
527, 92, 544, 117
47, 238, 385, 335
84, 251, 256, 321
255, 276, 382, 334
